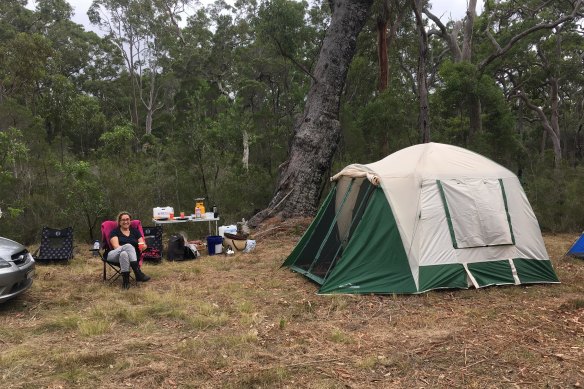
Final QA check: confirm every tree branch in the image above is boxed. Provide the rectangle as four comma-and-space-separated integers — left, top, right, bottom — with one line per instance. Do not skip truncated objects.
160, 0, 185, 45
397, 53, 416, 95
424, 8, 462, 61
423, 8, 448, 37
479, 0, 583, 71
273, 38, 317, 84
485, 30, 502, 51
513, 91, 552, 133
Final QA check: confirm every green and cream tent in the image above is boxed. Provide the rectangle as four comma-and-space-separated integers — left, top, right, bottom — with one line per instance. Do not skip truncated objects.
283, 143, 559, 294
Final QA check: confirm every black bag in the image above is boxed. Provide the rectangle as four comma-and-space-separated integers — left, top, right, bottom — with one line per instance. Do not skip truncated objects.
167, 234, 198, 261
167, 234, 185, 261
184, 244, 197, 259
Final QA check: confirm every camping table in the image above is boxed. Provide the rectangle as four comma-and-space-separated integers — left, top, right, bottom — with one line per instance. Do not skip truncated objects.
152, 216, 220, 236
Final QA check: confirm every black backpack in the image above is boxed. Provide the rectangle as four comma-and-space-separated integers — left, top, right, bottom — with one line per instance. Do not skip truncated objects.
167, 234, 197, 261
167, 234, 185, 261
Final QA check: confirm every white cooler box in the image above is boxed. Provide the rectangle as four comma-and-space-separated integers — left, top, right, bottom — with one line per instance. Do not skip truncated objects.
153, 206, 174, 220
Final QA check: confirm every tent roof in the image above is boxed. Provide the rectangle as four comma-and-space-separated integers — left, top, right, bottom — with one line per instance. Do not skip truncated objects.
331, 143, 515, 182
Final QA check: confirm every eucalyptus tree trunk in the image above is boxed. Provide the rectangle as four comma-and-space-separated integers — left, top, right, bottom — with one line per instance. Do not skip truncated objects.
143, 71, 162, 136
242, 129, 249, 171
517, 80, 561, 168
376, 16, 389, 92
376, 0, 407, 92
516, 30, 564, 169
461, 0, 476, 62
424, 0, 476, 142
412, 0, 430, 143
468, 94, 482, 138
463, 0, 480, 141
249, 0, 373, 227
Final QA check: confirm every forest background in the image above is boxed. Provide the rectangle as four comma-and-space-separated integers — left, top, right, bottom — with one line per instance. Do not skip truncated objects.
0, 0, 583, 244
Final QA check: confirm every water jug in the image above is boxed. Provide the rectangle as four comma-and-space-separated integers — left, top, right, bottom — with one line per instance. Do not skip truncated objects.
92, 240, 100, 255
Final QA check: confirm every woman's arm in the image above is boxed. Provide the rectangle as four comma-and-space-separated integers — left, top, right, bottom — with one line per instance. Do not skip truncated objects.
138, 236, 147, 251
110, 235, 120, 249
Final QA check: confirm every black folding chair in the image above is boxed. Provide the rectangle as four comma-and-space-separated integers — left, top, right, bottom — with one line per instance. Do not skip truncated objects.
142, 225, 163, 262
33, 227, 74, 263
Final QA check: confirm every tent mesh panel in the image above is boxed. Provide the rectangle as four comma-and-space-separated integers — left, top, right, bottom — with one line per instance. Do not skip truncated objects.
290, 190, 341, 279
289, 178, 373, 283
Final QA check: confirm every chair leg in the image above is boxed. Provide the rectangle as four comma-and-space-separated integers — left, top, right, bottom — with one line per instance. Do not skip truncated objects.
105, 269, 122, 283
102, 261, 134, 285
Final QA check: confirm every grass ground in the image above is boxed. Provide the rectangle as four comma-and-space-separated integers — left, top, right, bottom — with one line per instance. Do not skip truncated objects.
1, 224, 584, 388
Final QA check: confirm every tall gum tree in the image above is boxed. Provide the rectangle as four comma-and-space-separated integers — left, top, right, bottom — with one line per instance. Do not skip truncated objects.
503, 22, 581, 168
249, 0, 373, 227
425, 0, 582, 149
88, 0, 187, 135
412, 0, 430, 142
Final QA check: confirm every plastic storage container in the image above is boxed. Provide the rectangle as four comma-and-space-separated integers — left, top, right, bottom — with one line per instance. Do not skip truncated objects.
218, 225, 237, 237
207, 236, 223, 255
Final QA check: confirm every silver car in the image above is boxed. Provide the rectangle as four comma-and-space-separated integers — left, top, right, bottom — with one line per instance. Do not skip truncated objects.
0, 237, 35, 303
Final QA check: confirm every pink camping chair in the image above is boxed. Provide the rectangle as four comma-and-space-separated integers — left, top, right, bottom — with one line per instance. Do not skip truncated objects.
92, 219, 145, 282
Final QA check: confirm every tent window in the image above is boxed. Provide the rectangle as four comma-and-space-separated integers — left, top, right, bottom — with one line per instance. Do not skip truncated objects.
437, 178, 515, 249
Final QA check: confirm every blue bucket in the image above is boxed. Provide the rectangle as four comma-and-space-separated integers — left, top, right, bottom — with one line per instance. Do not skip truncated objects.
207, 235, 223, 255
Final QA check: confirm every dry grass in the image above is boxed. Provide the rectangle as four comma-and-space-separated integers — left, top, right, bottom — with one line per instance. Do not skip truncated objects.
1, 227, 584, 388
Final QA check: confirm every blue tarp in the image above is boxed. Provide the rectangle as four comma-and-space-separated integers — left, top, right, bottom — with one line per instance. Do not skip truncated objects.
567, 234, 584, 257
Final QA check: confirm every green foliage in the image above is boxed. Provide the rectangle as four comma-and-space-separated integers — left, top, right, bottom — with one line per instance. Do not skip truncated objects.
215, 165, 274, 221
473, 76, 520, 162
433, 61, 478, 145
59, 161, 105, 241
526, 164, 584, 232
434, 61, 519, 165
98, 124, 135, 155
339, 89, 417, 167
0, 32, 53, 101
438, 61, 478, 110
4, 207, 24, 218
0, 127, 28, 173
256, 0, 309, 57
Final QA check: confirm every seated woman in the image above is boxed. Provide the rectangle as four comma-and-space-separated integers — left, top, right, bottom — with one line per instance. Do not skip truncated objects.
107, 211, 151, 289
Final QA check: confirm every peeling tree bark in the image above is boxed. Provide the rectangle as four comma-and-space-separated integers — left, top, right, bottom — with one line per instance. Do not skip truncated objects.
249, 0, 374, 227
376, 0, 407, 91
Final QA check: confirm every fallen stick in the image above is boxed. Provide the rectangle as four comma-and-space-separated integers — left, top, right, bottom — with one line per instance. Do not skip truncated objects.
253, 226, 284, 238
260, 358, 342, 370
